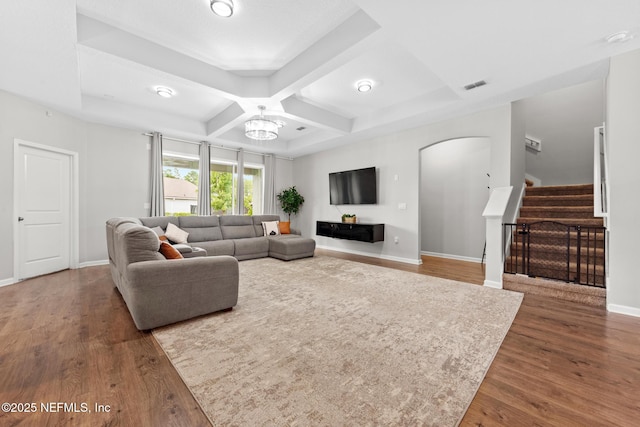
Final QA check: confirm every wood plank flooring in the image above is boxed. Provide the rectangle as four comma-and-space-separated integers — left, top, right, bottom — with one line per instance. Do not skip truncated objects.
1, 251, 638, 426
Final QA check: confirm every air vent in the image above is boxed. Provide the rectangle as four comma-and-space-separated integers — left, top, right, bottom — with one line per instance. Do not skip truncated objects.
464, 80, 487, 91
296, 126, 306, 131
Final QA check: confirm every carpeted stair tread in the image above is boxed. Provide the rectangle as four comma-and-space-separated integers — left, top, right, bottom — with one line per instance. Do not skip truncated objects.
503, 274, 605, 307
522, 194, 594, 207
520, 206, 596, 219
517, 217, 604, 227
525, 183, 594, 196
508, 243, 605, 257
505, 257, 605, 272
504, 260, 605, 286
509, 228, 605, 243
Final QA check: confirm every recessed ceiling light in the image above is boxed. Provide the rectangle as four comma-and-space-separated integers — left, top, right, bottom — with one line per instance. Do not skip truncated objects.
211, 0, 234, 17
155, 86, 174, 98
356, 80, 373, 93
605, 30, 634, 43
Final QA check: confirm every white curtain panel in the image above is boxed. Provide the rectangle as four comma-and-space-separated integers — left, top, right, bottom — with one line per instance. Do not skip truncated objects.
236, 148, 244, 215
150, 132, 165, 216
263, 154, 276, 214
197, 141, 211, 215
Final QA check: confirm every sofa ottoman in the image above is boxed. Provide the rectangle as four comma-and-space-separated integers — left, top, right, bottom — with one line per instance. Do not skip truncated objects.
269, 236, 316, 261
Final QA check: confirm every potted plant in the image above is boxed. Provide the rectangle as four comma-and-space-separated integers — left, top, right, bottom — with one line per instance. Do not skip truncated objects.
342, 213, 357, 224
277, 186, 305, 231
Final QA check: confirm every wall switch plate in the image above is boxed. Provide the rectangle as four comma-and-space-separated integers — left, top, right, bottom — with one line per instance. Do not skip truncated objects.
144, 202, 150, 209
398, 202, 407, 210
525, 136, 542, 152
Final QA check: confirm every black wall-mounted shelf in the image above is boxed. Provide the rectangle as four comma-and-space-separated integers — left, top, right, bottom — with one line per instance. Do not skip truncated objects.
316, 221, 385, 243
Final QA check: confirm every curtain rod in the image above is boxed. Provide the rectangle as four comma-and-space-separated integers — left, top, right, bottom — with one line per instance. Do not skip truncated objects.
142, 133, 293, 160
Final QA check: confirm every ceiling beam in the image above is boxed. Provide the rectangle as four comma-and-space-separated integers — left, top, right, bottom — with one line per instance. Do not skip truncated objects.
206, 102, 247, 136
269, 10, 382, 100
281, 96, 352, 133
76, 14, 270, 100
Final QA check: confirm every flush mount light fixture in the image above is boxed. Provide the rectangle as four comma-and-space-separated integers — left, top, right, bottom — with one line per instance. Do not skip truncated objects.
605, 30, 634, 43
155, 86, 174, 98
356, 80, 373, 93
211, 0, 234, 17
245, 106, 278, 141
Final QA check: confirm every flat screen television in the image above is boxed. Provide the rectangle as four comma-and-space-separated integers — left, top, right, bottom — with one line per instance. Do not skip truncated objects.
329, 167, 377, 205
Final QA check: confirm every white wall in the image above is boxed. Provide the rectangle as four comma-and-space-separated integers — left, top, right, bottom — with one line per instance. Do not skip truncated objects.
420, 137, 490, 261
507, 100, 526, 223
523, 79, 604, 185
0, 90, 150, 280
293, 105, 514, 264
606, 49, 640, 315
0, 90, 294, 282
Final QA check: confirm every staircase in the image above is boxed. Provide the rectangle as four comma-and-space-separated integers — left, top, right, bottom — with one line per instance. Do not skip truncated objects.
503, 184, 606, 306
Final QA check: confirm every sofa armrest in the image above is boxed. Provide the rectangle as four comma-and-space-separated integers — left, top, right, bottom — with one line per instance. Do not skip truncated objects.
127, 255, 238, 290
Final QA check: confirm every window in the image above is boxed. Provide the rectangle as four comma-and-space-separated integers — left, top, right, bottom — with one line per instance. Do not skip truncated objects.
209, 161, 264, 215
210, 162, 236, 215
163, 153, 199, 216
160, 145, 265, 216
243, 164, 264, 215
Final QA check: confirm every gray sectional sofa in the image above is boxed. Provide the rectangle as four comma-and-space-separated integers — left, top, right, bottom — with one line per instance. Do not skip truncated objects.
106, 215, 315, 330
136, 214, 315, 261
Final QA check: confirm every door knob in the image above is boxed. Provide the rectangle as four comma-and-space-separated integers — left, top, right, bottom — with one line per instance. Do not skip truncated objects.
18, 217, 24, 222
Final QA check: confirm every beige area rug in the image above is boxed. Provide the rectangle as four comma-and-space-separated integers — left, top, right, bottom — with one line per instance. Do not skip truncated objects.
153, 256, 523, 426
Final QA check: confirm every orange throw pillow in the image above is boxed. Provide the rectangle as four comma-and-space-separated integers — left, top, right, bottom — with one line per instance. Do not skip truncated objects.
159, 241, 184, 260
278, 221, 291, 234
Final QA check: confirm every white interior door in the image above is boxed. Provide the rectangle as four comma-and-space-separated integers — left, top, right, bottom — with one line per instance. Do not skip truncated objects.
15, 143, 72, 280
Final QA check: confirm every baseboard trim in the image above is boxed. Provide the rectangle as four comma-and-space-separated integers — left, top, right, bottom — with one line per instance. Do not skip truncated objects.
421, 251, 483, 263
0, 278, 16, 288
316, 245, 422, 265
483, 280, 503, 289
0, 261, 108, 287
607, 304, 640, 318
78, 260, 109, 269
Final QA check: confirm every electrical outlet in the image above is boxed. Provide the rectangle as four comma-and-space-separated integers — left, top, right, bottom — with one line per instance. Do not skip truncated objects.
394, 236, 399, 244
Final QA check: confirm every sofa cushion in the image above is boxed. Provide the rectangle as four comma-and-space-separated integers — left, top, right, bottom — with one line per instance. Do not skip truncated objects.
252, 215, 280, 236
220, 215, 257, 239
262, 221, 280, 236
233, 237, 269, 260
149, 226, 169, 241
117, 223, 164, 265
159, 242, 184, 259
166, 223, 189, 244
179, 216, 223, 242
194, 240, 235, 257
269, 236, 316, 261
139, 216, 179, 230
172, 244, 193, 254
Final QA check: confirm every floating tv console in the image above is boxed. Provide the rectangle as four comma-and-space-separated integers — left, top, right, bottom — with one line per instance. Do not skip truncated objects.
316, 221, 385, 243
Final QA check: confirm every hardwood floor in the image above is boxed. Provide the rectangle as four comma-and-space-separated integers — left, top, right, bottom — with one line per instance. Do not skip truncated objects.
1, 252, 638, 426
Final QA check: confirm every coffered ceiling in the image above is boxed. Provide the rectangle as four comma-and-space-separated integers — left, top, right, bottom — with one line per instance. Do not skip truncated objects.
1, 1, 639, 157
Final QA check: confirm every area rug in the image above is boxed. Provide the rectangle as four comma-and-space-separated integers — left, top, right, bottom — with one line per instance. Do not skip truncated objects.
152, 256, 522, 426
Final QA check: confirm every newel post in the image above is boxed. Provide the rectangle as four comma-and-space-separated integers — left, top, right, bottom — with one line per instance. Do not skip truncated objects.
482, 186, 513, 289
